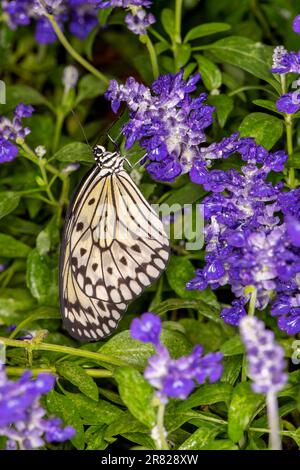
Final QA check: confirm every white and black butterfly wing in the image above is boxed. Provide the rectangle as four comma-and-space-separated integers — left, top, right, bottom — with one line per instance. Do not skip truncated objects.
60, 165, 169, 342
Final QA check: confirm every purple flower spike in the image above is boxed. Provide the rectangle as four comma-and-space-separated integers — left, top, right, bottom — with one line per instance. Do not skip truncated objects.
130, 312, 162, 345
240, 316, 288, 394
131, 313, 223, 403
0, 366, 75, 449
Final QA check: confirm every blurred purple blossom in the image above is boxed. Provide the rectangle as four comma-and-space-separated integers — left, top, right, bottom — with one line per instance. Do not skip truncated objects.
0, 366, 75, 449
0, 104, 34, 162
130, 313, 223, 403
240, 316, 287, 394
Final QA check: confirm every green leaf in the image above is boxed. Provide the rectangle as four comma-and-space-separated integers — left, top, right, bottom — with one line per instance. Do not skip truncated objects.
36, 215, 60, 255
99, 329, 191, 369
252, 99, 279, 114
208, 94, 234, 127
179, 422, 220, 450
115, 367, 155, 428
105, 412, 148, 438
221, 355, 242, 385
201, 439, 238, 450
161, 182, 206, 212
53, 142, 93, 163
239, 112, 283, 149
221, 336, 244, 356
286, 153, 300, 169
0, 192, 20, 220
180, 318, 225, 351
208, 36, 275, 85
175, 44, 191, 69
228, 382, 264, 442
195, 55, 222, 90
85, 425, 108, 450
46, 390, 84, 450
64, 392, 123, 426
0, 84, 51, 113
184, 22, 231, 42
26, 249, 58, 306
56, 362, 98, 401
0, 287, 36, 323
166, 256, 218, 307
161, 9, 175, 40
76, 74, 107, 104
180, 383, 233, 410
98, 7, 113, 26
0, 234, 30, 258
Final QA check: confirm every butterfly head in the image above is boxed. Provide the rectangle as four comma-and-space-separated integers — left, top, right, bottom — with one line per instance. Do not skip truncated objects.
93, 145, 123, 173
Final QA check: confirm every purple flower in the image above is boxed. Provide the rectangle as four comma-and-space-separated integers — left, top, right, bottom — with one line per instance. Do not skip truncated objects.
293, 14, 300, 35
0, 104, 34, 161
2, 0, 100, 42
106, 71, 214, 182
240, 316, 288, 394
271, 46, 300, 74
131, 314, 223, 403
276, 92, 300, 114
0, 366, 75, 449
221, 300, 247, 326
130, 312, 161, 346
286, 216, 300, 247
125, 9, 155, 35
0, 138, 18, 163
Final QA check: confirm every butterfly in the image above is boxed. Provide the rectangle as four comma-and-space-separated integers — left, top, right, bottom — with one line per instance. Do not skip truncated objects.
59, 145, 170, 342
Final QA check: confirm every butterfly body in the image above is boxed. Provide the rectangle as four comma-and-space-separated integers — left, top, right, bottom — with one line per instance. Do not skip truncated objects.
60, 146, 170, 342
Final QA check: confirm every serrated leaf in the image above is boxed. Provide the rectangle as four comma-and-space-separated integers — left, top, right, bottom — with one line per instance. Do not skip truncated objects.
253, 99, 279, 114
0, 287, 36, 323
56, 362, 98, 401
239, 112, 283, 149
46, 390, 84, 449
195, 55, 222, 90
105, 412, 148, 438
115, 367, 155, 428
221, 336, 244, 356
180, 383, 233, 410
0, 234, 30, 258
179, 422, 220, 449
65, 392, 123, 426
0, 192, 20, 220
228, 382, 264, 442
53, 142, 93, 163
1, 84, 51, 113
184, 22, 231, 42
85, 425, 108, 450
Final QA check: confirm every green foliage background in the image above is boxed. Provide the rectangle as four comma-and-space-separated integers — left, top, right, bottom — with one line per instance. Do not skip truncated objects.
0, 0, 300, 450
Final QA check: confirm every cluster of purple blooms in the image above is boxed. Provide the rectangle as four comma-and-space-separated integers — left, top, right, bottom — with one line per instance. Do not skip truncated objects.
2, 0, 155, 42
271, 15, 300, 114
98, 1, 155, 35
240, 316, 287, 394
187, 135, 300, 334
105, 71, 215, 182
2, 0, 100, 43
130, 313, 223, 403
0, 103, 34, 163
0, 366, 74, 450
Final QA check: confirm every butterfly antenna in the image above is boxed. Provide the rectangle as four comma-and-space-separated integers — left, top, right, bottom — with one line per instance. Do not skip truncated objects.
131, 153, 148, 169
93, 108, 126, 148
71, 109, 91, 148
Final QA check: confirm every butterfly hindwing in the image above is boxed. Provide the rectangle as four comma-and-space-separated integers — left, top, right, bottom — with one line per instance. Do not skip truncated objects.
60, 152, 170, 342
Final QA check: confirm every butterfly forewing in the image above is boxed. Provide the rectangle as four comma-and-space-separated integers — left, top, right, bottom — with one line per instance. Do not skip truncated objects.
60, 150, 170, 342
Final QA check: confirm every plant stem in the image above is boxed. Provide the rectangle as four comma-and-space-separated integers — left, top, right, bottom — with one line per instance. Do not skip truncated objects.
280, 75, 296, 188
241, 286, 257, 381
0, 336, 129, 368
155, 403, 169, 450
19, 141, 62, 179
266, 391, 282, 450
46, 14, 109, 85
143, 35, 159, 79
175, 0, 183, 45
6, 366, 113, 378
